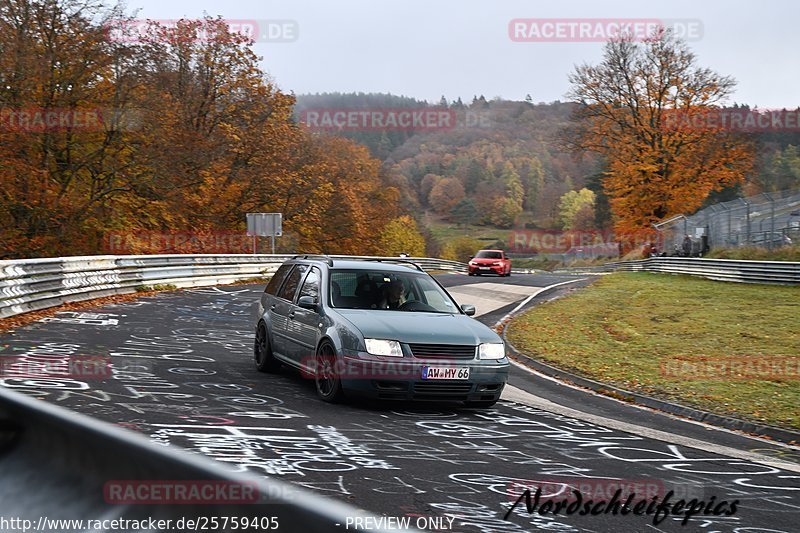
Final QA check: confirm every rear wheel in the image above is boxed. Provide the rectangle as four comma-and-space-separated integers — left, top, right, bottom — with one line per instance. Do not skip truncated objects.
315, 341, 345, 403
254, 323, 281, 373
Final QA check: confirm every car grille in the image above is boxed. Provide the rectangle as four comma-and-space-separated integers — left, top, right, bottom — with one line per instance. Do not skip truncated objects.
412, 382, 474, 400
408, 343, 476, 359
413, 382, 473, 394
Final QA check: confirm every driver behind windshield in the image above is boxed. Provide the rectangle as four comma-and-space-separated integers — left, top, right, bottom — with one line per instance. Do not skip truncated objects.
378, 279, 406, 309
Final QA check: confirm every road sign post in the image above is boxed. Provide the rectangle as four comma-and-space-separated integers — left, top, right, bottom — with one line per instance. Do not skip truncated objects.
246, 213, 282, 254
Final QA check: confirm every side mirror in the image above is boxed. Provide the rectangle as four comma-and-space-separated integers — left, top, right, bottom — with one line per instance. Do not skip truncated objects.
297, 295, 318, 310
460, 304, 476, 316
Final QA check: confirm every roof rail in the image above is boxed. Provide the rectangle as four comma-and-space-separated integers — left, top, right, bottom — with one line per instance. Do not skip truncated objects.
365, 258, 424, 272
291, 254, 334, 266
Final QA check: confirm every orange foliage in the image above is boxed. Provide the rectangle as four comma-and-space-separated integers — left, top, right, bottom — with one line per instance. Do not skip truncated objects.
566, 30, 755, 234
0, 5, 400, 258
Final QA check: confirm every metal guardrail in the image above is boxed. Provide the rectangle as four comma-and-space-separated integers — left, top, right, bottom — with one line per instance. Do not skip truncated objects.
0, 254, 468, 319
0, 386, 410, 532
556, 257, 800, 285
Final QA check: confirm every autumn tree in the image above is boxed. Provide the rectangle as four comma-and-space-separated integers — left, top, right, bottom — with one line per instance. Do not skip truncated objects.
558, 188, 596, 230
428, 176, 465, 214
487, 162, 524, 227
0, 4, 402, 258
0, 0, 138, 256
440, 236, 483, 262
378, 215, 426, 256
419, 173, 442, 205
565, 29, 754, 233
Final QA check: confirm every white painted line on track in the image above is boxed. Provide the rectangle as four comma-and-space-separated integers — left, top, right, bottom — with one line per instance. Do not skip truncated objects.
447, 282, 545, 317
508, 358, 800, 452
501, 384, 800, 473
493, 277, 588, 326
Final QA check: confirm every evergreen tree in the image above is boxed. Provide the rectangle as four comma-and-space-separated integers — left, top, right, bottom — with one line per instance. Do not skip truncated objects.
450, 198, 479, 226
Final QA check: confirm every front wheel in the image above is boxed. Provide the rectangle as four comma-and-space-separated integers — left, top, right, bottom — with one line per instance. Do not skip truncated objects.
254, 323, 281, 373
315, 341, 345, 403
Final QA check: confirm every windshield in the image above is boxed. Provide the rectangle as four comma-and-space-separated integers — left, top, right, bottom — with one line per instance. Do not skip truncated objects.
329, 269, 460, 313
475, 251, 502, 259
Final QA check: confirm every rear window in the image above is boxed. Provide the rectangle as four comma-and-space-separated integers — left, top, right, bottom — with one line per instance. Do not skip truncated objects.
265, 264, 293, 295
277, 265, 308, 301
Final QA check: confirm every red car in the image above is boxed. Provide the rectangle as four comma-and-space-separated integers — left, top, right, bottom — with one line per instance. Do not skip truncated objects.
468, 249, 511, 276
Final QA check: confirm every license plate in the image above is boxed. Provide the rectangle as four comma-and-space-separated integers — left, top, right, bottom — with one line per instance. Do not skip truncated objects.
421, 366, 470, 380
479, 267, 491, 270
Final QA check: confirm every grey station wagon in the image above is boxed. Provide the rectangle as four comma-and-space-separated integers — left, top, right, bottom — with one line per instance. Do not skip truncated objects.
253, 256, 509, 406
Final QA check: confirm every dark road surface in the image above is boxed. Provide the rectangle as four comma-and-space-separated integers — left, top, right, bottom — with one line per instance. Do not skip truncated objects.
1, 273, 798, 532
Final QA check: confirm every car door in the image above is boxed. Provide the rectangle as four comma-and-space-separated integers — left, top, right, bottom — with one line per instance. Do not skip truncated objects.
270, 264, 307, 360
261, 263, 292, 317
285, 266, 322, 366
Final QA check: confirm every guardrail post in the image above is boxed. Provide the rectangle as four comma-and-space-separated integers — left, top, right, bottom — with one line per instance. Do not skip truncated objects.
769, 193, 776, 251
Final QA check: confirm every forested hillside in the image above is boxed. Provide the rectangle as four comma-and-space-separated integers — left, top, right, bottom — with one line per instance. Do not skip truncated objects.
296, 92, 800, 250
296, 94, 601, 231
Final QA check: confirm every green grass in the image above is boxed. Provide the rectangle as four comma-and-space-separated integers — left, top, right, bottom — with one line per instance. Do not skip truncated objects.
505, 272, 800, 432
511, 258, 560, 271
426, 220, 508, 246
134, 283, 178, 292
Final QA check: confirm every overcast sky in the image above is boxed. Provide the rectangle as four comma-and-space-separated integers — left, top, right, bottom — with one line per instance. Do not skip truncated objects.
115, 0, 799, 108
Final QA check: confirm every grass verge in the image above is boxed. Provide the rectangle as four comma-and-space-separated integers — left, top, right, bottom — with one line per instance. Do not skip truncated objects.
505, 272, 800, 431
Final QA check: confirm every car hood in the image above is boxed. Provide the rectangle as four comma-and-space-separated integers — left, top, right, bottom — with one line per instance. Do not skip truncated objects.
334, 310, 501, 345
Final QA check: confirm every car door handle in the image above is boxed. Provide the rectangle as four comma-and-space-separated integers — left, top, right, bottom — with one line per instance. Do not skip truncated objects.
288, 311, 295, 318
270, 305, 276, 311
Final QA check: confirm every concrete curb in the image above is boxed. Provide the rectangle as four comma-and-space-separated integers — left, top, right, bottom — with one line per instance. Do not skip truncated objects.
499, 284, 800, 446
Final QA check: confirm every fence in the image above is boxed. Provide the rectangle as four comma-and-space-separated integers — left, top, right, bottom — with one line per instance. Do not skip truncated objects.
0, 254, 468, 319
555, 257, 800, 285
656, 189, 800, 254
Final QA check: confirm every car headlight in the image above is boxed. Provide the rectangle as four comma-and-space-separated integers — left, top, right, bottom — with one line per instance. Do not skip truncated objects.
491, 262, 501, 266
365, 339, 403, 357
479, 342, 505, 360
469, 261, 477, 265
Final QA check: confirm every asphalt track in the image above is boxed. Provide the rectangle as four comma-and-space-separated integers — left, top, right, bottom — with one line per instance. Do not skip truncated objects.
0, 273, 798, 532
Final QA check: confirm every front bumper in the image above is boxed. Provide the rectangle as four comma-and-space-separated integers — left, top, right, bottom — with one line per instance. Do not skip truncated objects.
468, 264, 505, 275
337, 355, 509, 402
